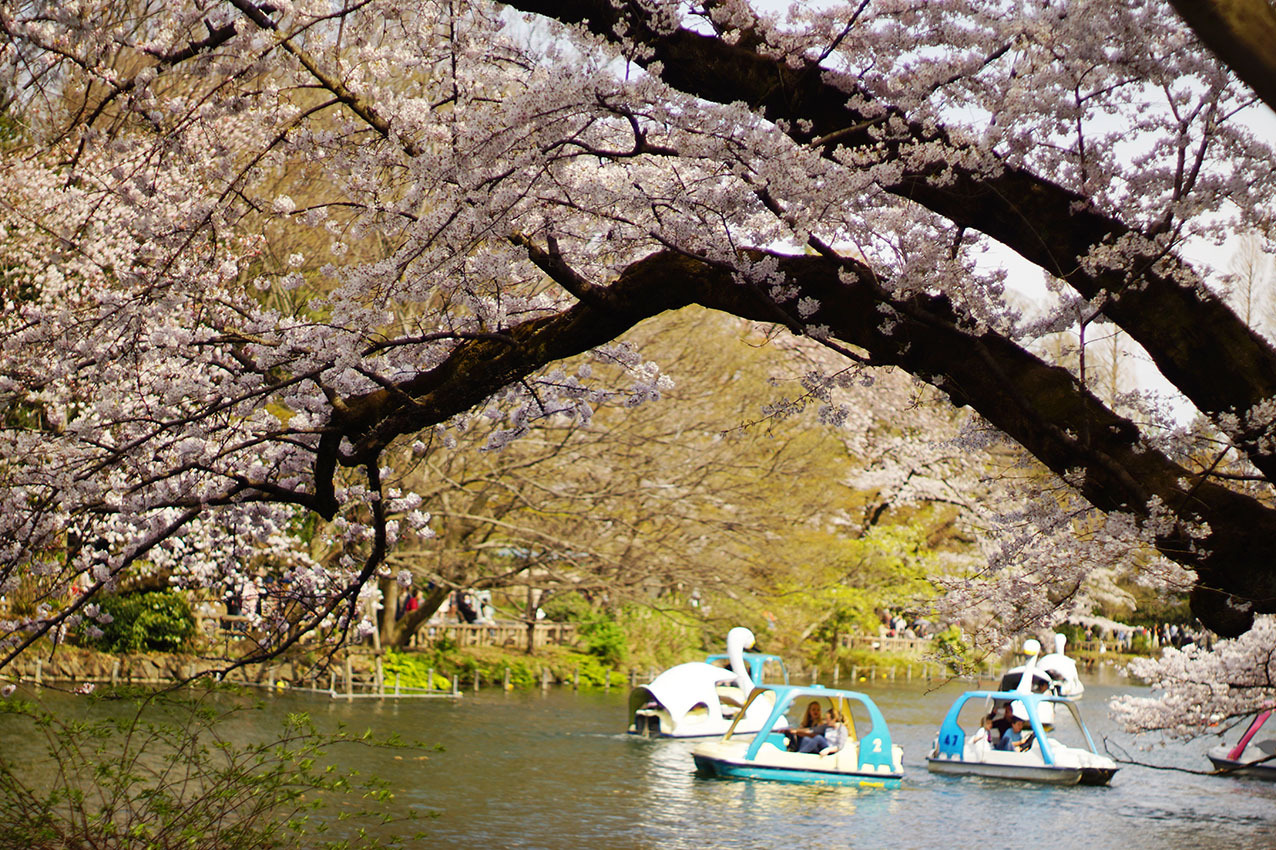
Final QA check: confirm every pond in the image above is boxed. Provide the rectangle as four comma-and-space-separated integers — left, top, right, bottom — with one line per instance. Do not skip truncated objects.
6, 670, 1275, 849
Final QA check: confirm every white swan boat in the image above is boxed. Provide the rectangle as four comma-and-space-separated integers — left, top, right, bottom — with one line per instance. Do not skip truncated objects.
1208, 709, 1276, 780
628, 627, 790, 738
998, 633, 1085, 700
691, 685, 904, 787
927, 639, 1117, 786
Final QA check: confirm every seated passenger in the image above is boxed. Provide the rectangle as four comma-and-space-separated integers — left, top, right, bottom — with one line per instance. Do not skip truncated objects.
996, 716, 1029, 751
992, 704, 1016, 739
819, 708, 850, 756
970, 711, 998, 748
782, 701, 830, 753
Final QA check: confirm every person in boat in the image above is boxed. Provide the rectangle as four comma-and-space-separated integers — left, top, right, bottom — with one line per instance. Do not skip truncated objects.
992, 704, 1016, 739
783, 701, 832, 752
970, 712, 998, 748
995, 715, 1032, 752
819, 708, 850, 756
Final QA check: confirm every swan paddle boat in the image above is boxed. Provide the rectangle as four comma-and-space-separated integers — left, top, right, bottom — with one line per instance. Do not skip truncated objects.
691, 684, 904, 788
927, 638, 1117, 786
998, 633, 1085, 700
1208, 709, 1276, 779
628, 627, 790, 738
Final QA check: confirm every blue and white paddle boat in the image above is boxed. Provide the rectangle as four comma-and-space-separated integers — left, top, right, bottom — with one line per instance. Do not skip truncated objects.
691, 684, 904, 788
1208, 709, 1276, 779
628, 627, 790, 738
927, 639, 1117, 786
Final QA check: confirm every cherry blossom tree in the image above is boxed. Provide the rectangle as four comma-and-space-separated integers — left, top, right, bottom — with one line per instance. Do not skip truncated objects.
2, 0, 1276, 724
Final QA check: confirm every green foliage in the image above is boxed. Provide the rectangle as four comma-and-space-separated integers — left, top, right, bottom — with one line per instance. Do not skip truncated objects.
932, 625, 973, 673
535, 592, 627, 666
611, 605, 703, 672
579, 617, 626, 667
381, 651, 458, 690
86, 591, 196, 653
539, 593, 591, 623
768, 518, 946, 663
0, 688, 421, 850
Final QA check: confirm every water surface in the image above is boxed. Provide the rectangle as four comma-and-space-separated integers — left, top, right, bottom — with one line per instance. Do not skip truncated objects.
7, 671, 1275, 849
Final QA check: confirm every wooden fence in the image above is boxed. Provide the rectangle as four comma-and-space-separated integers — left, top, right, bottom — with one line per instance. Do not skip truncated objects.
200, 615, 575, 653
840, 634, 935, 653
416, 621, 576, 649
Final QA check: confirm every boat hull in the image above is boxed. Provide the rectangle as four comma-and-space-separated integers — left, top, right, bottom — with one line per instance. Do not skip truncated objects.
1207, 752, 1276, 780
695, 754, 901, 788
926, 757, 1098, 786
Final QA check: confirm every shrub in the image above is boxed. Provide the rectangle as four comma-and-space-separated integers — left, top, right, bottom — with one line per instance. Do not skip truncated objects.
578, 616, 626, 667
88, 591, 196, 653
0, 687, 419, 850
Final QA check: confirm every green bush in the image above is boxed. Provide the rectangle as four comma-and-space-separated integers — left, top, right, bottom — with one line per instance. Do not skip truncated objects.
932, 625, 973, 673
535, 592, 627, 666
87, 591, 196, 653
0, 688, 419, 850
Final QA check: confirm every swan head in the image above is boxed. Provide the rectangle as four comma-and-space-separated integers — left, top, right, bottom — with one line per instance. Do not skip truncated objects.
726, 627, 757, 692
726, 627, 756, 654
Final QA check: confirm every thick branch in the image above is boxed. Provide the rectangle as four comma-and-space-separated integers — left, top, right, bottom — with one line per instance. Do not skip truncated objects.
327, 245, 1276, 635
505, 0, 1276, 482
1168, 0, 1276, 114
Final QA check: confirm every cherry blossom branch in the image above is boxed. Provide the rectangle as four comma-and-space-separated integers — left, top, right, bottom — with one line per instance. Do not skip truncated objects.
505, 0, 1276, 483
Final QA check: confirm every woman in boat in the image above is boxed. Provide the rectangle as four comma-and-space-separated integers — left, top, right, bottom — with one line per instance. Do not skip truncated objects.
784, 701, 831, 752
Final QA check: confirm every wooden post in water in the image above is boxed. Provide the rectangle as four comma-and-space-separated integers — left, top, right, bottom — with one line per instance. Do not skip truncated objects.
541, 667, 551, 689
629, 669, 637, 688
452, 675, 459, 696
328, 671, 336, 693
832, 664, 839, 686
395, 673, 401, 696
34, 659, 41, 687
850, 665, 858, 682
345, 655, 353, 696
810, 666, 818, 685
573, 665, 580, 690
604, 670, 611, 691
111, 659, 120, 686
375, 657, 384, 696
503, 667, 511, 690
870, 666, 877, 682
474, 671, 481, 693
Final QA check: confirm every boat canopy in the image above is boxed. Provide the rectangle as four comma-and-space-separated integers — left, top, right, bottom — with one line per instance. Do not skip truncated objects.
933, 690, 1100, 767
727, 684, 896, 775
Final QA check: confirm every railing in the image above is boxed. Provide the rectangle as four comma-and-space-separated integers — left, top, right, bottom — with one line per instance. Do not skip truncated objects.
417, 621, 576, 649
840, 634, 935, 653
199, 615, 575, 652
